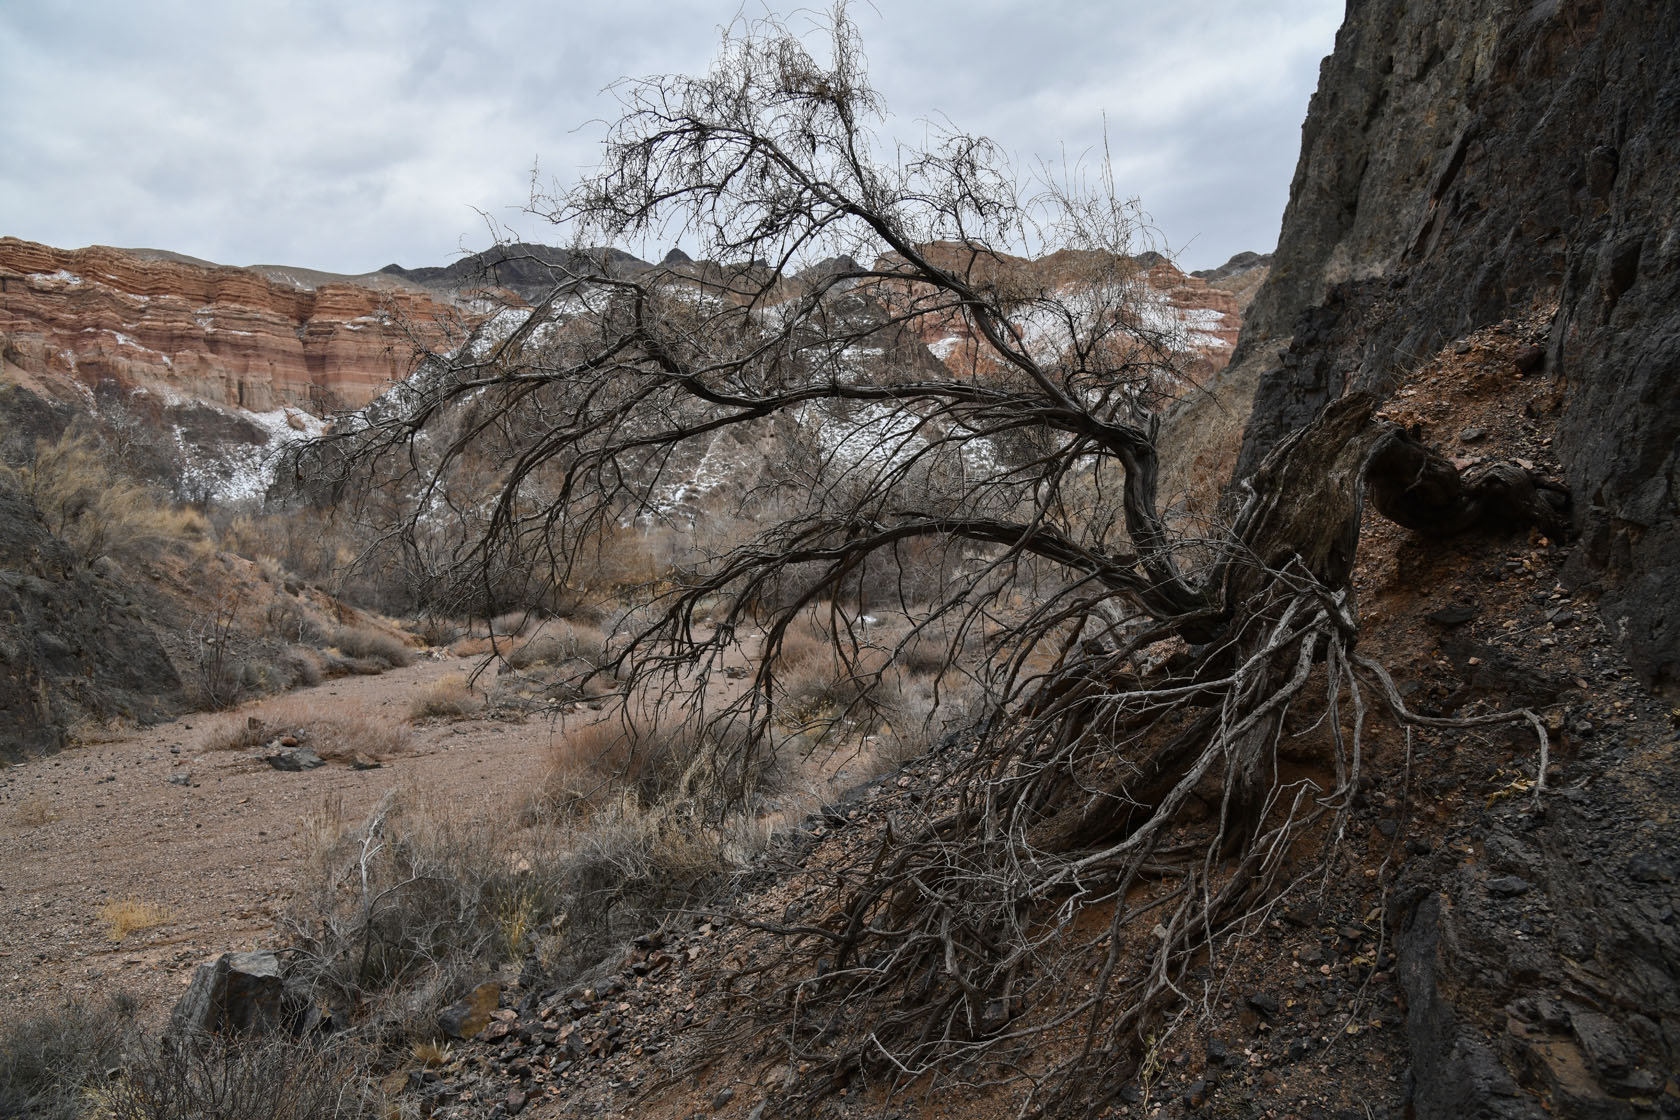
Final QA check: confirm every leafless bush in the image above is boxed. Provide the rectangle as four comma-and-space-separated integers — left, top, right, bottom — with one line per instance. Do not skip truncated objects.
97, 1035, 376, 1120
0, 992, 140, 1120
191, 588, 249, 711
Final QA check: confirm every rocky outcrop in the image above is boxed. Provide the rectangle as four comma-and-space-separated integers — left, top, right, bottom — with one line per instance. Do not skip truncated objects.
1227, 2, 1680, 1115
169, 951, 291, 1039
879, 243, 1257, 389
382, 242, 653, 302
0, 238, 462, 414
1231, 1, 1680, 687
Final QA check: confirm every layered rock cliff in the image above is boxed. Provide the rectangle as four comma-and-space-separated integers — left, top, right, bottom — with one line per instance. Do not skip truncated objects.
1230, 0, 1680, 688
0, 237, 461, 415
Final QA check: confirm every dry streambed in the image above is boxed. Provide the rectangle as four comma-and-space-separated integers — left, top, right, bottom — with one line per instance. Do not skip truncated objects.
0, 655, 569, 1024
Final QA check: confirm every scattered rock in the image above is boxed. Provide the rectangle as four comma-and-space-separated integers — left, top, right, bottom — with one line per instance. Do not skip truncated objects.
1183, 1078, 1208, 1108
1485, 876, 1532, 898
1426, 605, 1478, 627
264, 747, 324, 772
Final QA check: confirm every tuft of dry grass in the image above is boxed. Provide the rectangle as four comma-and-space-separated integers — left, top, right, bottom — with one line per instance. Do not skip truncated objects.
9, 794, 60, 829
201, 697, 411, 763
410, 1040, 452, 1069
328, 625, 413, 669
97, 899, 172, 941
505, 619, 608, 671
408, 674, 483, 721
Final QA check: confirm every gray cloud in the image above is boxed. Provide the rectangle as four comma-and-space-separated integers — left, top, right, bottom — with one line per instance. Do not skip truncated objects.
0, 1, 1340, 274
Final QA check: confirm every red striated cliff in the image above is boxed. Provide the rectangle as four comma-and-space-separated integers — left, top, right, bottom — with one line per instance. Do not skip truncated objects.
0, 237, 462, 413
873, 243, 1259, 392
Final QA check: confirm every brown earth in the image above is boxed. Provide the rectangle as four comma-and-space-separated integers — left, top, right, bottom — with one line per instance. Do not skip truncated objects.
0, 655, 550, 1027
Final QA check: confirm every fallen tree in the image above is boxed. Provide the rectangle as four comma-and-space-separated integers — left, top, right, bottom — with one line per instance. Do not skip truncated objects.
336, 8, 1569, 1112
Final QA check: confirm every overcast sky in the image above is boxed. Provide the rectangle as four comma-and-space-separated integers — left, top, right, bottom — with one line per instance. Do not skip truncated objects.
1, 2, 1342, 275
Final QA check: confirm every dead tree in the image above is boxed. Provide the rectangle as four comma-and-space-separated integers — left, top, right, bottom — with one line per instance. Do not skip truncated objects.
342, 8, 1566, 1112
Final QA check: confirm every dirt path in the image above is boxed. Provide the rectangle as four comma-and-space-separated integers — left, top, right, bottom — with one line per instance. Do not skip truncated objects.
0, 655, 573, 1024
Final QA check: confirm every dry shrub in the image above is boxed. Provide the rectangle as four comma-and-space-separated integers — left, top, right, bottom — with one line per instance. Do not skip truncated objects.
541, 710, 762, 815
505, 619, 608, 670
572, 521, 679, 593
97, 1035, 376, 1120
328, 625, 413, 668
0, 992, 140, 1120
97, 899, 172, 941
489, 610, 532, 637
263, 597, 327, 647
277, 793, 729, 1029
450, 635, 495, 658
9, 793, 60, 828
201, 698, 410, 763
409, 673, 483, 721
774, 637, 899, 723
279, 646, 325, 688
414, 616, 465, 647
0, 431, 208, 567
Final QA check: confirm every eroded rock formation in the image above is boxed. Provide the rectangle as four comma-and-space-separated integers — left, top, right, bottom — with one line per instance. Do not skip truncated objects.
1229, 0, 1680, 688
0, 238, 462, 414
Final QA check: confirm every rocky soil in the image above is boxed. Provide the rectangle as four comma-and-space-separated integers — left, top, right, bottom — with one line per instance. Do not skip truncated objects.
0, 655, 549, 1025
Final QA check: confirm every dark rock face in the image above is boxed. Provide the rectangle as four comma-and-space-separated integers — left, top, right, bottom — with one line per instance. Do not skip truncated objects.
1190, 250, 1274, 283
381, 243, 652, 301
1233, 0, 1680, 685
0, 485, 181, 759
169, 951, 289, 1038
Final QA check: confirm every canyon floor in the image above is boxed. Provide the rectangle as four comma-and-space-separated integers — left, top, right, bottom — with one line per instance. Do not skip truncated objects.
0, 655, 566, 1026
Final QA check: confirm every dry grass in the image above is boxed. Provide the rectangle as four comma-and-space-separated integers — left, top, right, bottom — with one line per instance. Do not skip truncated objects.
200, 697, 411, 762
505, 619, 609, 670
281, 790, 736, 1030
450, 635, 496, 658
0, 430, 210, 567
9, 793, 60, 829
408, 673, 483, 721
328, 625, 413, 668
97, 899, 172, 942
539, 706, 766, 818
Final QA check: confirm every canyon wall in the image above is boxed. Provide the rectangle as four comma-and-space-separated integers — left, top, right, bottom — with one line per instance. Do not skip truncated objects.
0, 237, 462, 414
1233, 0, 1680, 687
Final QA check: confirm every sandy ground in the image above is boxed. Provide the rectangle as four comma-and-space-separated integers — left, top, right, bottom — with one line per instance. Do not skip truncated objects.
0, 654, 573, 1025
